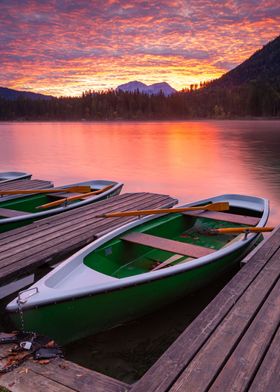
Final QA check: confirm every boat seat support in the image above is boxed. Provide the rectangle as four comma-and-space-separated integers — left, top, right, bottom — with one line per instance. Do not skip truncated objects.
183, 210, 259, 226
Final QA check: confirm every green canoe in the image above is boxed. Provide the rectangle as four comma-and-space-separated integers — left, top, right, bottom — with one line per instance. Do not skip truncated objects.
0, 179, 123, 232
7, 194, 269, 344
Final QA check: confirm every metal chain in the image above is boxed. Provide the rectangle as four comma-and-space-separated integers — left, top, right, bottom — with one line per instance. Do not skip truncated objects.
17, 299, 26, 332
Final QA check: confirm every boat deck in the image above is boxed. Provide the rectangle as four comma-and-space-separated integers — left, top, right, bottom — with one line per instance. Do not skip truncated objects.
130, 225, 280, 392
0, 192, 177, 285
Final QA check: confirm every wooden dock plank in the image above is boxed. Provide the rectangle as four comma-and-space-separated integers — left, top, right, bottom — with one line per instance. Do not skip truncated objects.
0, 194, 174, 264
0, 192, 177, 284
0, 348, 130, 392
0, 198, 175, 282
168, 248, 280, 392
28, 359, 130, 392
0, 193, 167, 247
130, 227, 280, 392
0, 368, 73, 392
248, 325, 280, 392
208, 278, 280, 392
0, 179, 52, 192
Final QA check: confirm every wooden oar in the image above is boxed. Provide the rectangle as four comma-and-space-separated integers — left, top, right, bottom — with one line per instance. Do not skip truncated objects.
95, 202, 230, 218
0, 185, 92, 196
37, 184, 114, 209
207, 226, 274, 235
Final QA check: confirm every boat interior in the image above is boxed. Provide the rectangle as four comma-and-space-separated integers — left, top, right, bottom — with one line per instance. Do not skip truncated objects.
84, 206, 261, 278
0, 185, 109, 217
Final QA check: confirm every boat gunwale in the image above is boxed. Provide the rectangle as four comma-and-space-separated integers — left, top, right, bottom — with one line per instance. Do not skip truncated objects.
0, 180, 123, 224
7, 194, 270, 311
0, 171, 32, 183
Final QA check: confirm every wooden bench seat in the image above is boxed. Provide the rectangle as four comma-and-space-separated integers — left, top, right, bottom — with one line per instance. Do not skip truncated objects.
121, 232, 215, 258
0, 207, 31, 218
183, 210, 259, 226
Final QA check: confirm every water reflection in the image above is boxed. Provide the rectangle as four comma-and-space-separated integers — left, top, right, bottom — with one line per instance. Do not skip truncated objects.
1, 121, 279, 223
1, 120, 280, 380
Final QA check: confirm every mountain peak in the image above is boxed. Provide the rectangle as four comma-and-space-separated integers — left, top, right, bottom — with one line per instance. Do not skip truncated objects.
117, 81, 177, 96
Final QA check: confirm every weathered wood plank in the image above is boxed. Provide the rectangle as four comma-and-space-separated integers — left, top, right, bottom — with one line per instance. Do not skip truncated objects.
0, 193, 170, 247
0, 193, 177, 283
130, 227, 280, 392
169, 248, 280, 392
122, 232, 215, 257
28, 359, 131, 392
0, 367, 73, 392
248, 325, 280, 392
0, 343, 130, 392
0, 194, 175, 264
0, 197, 176, 282
0, 179, 52, 191
208, 277, 280, 392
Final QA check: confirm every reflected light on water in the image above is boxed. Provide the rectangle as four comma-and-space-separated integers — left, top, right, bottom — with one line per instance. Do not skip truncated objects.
0, 120, 280, 224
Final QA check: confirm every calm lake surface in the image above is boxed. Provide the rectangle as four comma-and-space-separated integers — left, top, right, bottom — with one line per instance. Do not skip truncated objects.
0, 120, 280, 382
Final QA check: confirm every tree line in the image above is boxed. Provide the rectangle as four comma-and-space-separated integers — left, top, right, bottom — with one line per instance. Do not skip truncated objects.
0, 80, 279, 120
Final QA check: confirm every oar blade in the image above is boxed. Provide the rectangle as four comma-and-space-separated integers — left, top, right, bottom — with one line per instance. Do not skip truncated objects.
207, 202, 230, 211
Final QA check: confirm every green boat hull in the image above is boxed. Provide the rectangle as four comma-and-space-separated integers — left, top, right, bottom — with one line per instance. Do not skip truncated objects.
0, 180, 123, 233
7, 194, 268, 345
10, 243, 251, 345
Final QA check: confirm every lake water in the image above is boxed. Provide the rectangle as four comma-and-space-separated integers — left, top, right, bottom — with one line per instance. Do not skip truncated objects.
0, 120, 280, 382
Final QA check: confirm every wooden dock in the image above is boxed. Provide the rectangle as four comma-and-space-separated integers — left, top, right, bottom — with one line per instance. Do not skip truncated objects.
130, 226, 280, 392
0, 192, 177, 285
0, 179, 53, 193
0, 351, 131, 392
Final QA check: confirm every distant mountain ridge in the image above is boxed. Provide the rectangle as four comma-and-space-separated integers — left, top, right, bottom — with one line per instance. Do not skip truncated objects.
0, 87, 53, 100
116, 81, 177, 96
210, 35, 280, 88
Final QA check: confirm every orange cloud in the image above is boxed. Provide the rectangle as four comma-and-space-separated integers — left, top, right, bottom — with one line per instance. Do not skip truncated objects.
0, 0, 279, 96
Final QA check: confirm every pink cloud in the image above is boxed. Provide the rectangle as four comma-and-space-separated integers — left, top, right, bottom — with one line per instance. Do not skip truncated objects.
0, 0, 279, 95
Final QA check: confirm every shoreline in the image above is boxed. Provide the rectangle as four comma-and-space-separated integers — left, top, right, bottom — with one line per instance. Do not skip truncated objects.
1, 117, 280, 123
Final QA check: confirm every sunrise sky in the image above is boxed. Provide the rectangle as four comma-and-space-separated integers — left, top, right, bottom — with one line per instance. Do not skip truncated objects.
0, 0, 279, 97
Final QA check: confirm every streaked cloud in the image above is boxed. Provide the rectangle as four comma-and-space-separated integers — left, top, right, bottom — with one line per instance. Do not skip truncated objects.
0, 0, 279, 96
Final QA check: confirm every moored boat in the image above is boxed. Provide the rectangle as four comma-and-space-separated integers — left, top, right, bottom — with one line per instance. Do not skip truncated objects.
0, 171, 32, 183
7, 194, 269, 344
0, 179, 123, 232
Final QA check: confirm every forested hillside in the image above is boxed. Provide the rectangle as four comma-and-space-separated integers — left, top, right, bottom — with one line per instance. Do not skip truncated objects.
1, 35, 279, 120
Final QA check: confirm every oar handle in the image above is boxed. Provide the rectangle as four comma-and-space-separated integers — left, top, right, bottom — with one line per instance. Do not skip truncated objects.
96, 202, 230, 218
0, 185, 92, 195
211, 227, 274, 234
